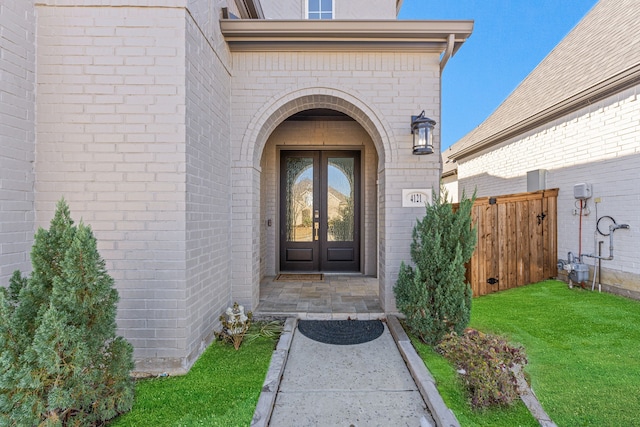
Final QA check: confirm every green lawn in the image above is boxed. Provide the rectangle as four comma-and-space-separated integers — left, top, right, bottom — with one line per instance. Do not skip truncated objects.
413, 280, 640, 426
411, 336, 538, 426
109, 331, 278, 427
110, 281, 640, 426
468, 280, 640, 426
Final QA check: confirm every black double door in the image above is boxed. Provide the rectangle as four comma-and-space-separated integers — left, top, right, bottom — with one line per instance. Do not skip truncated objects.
280, 150, 360, 272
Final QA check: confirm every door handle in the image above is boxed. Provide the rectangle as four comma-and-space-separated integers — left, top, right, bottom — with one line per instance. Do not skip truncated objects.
314, 222, 319, 241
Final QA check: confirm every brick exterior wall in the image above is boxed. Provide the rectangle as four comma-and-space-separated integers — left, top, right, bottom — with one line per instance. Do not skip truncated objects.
457, 84, 640, 295
36, 4, 190, 371
261, 0, 396, 19
29, 0, 243, 373
0, 0, 36, 285
2, 0, 446, 371
230, 51, 443, 312
184, 9, 233, 367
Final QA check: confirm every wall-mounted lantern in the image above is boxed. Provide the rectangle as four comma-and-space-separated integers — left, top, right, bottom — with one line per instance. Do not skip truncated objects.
411, 111, 436, 155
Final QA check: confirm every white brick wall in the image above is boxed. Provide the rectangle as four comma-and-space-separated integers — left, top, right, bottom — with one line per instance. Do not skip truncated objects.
230, 165, 262, 308
442, 175, 458, 203
335, 0, 396, 19
0, 0, 36, 285
36, 4, 190, 371
260, 0, 303, 19
39, 0, 185, 5
184, 10, 233, 367
261, 0, 396, 19
10, 0, 447, 371
230, 50, 442, 311
458, 84, 640, 293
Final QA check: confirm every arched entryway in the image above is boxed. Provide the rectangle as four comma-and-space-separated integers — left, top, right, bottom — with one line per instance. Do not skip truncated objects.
261, 110, 378, 276
232, 88, 393, 315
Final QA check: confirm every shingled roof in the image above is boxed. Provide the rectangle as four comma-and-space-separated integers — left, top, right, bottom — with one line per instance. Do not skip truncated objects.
446, 0, 640, 162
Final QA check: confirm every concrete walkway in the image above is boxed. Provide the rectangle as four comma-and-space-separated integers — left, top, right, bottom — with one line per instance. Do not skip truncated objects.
252, 316, 553, 427
252, 317, 460, 427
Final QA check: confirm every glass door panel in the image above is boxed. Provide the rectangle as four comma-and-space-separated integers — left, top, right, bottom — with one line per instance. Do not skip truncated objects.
280, 152, 320, 271
280, 150, 359, 272
285, 157, 314, 242
326, 157, 354, 242
320, 151, 360, 271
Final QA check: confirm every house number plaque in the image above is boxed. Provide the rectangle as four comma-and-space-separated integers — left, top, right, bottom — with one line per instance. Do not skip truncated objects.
402, 189, 432, 207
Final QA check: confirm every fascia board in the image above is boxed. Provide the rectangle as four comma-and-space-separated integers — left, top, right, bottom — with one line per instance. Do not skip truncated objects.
220, 19, 473, 52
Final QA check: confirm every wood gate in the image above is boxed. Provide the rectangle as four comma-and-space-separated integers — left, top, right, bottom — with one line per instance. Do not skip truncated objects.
465, 189, 558, 297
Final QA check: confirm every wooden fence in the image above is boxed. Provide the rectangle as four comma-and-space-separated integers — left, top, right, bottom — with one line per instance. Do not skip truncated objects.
463, 189, 558, 297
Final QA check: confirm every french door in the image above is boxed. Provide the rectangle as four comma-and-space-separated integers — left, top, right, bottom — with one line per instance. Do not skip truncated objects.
280, 150, 361, 272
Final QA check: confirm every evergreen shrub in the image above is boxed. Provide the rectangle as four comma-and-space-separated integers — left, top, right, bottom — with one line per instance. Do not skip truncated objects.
394, 189, 476, 345
0, 199, 134, 426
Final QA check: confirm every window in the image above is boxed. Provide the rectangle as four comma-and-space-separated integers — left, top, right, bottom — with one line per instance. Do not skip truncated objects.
307, 0, 333, 19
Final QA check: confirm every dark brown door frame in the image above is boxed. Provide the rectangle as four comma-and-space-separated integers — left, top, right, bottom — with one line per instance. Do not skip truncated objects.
279, 150, 361, 272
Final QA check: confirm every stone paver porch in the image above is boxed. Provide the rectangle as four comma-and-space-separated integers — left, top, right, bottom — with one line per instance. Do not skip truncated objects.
254, 274, 383, 320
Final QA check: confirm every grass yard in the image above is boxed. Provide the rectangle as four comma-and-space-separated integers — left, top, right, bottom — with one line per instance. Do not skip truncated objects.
471, 279, 640, 426
108, 331, 278, 427
413, 279, 640, 426
411, 337, 538, 426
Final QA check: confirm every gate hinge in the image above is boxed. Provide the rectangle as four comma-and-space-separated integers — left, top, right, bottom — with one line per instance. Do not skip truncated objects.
487, 277, 499, 285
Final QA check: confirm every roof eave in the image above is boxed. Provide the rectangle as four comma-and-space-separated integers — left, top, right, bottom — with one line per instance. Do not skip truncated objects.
220, 19, 473, 52
449, 63, 640, 162
442, 168, 457, 178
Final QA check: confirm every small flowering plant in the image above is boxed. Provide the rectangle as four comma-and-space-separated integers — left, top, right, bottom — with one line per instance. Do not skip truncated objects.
215, 302, 253, 350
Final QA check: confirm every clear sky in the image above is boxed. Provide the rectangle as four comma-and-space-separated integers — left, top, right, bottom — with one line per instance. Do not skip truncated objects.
398, 0, 599, 150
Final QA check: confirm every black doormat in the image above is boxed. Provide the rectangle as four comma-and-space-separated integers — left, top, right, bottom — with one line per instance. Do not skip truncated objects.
297, 320, 384, 345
